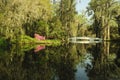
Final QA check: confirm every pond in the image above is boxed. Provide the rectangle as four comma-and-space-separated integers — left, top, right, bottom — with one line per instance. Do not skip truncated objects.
0, 42, 120, 80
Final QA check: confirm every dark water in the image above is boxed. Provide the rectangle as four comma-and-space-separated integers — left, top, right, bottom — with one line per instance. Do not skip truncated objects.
0, 42, 120, 80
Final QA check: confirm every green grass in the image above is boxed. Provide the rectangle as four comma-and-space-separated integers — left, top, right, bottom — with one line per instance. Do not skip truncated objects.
17, 35, 62, 51
0, 35, 61, 50
20, 35, 61, 45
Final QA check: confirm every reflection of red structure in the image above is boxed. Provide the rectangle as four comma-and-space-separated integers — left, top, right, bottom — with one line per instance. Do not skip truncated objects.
34, 33, 45, 40
34, 45, 45, 52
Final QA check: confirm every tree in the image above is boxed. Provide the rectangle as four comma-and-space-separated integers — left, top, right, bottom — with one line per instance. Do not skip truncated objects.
59, 0, 77, 38
48, 16, 64, 39
75, 14, 91, 37
0, 0, 52, 41
116, 15, 120, 35
88, 0, 120, 40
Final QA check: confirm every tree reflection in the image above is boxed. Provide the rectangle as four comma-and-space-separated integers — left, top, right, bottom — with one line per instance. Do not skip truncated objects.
0, 42, 120, 80
0, 44, 53, 80
47, 44, 77, 80
0, 44, 80, 80
88, 42, 120, 80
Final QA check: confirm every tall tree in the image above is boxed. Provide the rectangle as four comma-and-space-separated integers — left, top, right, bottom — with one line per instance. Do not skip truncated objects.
59, 0, 77, 38
88, 0, 120, 40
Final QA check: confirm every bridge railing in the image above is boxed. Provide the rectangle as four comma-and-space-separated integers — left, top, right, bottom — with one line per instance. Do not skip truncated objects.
69, 37, 102, 43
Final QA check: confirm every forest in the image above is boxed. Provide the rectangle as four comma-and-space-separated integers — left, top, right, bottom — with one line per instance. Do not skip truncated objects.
0, 0, 120, 80
0, 0, 120, 45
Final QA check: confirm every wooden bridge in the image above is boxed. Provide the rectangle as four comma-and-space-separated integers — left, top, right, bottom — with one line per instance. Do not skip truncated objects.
69, 37, 102, 43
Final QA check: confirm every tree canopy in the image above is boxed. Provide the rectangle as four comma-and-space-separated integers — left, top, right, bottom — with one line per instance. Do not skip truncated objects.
0, 0, 120, 43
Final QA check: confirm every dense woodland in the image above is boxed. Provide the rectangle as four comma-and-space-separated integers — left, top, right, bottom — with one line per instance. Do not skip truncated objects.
0, 0, 120, 79
0, 0, 120, 44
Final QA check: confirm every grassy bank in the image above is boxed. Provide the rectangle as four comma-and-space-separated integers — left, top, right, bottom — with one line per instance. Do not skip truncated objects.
17, 35, 61, 45
0, 35, 62, 52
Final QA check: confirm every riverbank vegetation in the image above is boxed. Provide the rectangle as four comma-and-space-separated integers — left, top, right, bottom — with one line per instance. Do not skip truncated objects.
0, 0, 120, 45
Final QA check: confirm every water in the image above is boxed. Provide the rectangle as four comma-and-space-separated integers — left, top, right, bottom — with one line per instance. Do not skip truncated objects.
0, 42, 120, 80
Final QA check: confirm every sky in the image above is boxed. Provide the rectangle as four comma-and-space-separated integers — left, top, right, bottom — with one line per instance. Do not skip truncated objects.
76, 0, 90, 14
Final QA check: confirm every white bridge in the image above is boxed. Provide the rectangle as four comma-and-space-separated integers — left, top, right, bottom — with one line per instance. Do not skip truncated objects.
69, 37, 102, 43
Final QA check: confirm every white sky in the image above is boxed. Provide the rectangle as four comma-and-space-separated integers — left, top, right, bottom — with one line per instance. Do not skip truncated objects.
76, 0, 90, 14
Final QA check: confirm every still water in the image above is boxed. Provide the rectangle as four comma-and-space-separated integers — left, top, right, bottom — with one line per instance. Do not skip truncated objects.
0, 42, 120, 80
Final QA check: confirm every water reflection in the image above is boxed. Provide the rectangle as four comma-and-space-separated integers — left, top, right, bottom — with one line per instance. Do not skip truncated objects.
34, 45, 45, 52
88, 42, 120, 80
0, 42, 120, 80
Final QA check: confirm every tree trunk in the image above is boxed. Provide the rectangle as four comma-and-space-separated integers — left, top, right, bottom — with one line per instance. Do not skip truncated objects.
107, 26, 110, 40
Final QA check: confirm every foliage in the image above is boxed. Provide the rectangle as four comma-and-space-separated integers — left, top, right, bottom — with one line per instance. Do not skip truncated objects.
0, 38, 7, 48
23, 20, 49, 37
48, 16, 65, 39
0, 0, 52, 41
59, 0, 77, 38
76, 14, 92, 37
87, 0, 120, 40
0, 0, 120, 45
